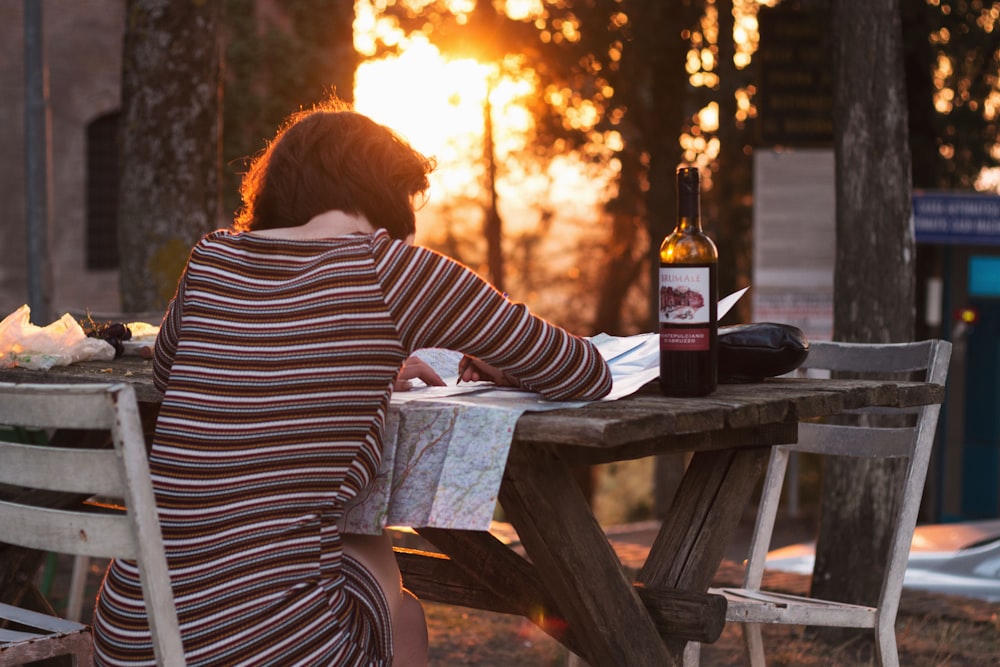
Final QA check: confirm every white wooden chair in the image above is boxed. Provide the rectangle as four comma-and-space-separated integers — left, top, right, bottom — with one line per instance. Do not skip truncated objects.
0, 382, 184, 666
684, 339, 952, 667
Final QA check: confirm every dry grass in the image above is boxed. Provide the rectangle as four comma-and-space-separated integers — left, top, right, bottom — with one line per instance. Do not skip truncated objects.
45, 459, 1000, 666
46, 534, 1000, 666
424, 596, 1000, 666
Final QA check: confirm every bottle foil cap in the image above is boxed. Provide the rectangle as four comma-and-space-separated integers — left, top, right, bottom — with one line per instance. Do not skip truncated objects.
677, 166, 700, 195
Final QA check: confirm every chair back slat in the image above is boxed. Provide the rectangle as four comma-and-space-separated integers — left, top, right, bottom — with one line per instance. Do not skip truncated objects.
793, 423, 913, 458
0, 384, 118, 430
801, 340, 941, 376
0, 381, 185, 666
0, 501, 137, 559
0, 442, 126, 496
0, 603, 87, 634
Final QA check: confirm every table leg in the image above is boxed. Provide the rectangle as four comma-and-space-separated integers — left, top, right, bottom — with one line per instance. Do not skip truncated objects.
638, 445, 773, 657
640, 447, 772, 589
499, 440, 675, 667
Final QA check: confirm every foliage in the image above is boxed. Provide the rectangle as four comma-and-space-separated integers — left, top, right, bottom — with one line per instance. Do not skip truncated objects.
903, 0, 1000, 190
221, 0, 357, 219
214, 0, 1000, 331
370, 0, 704, 335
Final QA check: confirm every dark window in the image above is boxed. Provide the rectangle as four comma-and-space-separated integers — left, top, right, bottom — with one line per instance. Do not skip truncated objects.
85, 111, 120, 270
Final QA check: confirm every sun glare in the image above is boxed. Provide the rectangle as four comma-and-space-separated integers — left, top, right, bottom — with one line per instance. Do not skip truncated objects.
354, 35, 493, 199
352, 17, 615, 250
354, 38, 489, 158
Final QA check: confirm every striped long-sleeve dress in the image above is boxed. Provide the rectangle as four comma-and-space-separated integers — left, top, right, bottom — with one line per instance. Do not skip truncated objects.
92, 228, 612, 666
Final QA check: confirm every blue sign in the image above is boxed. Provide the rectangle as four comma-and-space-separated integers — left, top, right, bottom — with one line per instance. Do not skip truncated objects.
914, 192, 1000, 246
969, 256, 1000, 297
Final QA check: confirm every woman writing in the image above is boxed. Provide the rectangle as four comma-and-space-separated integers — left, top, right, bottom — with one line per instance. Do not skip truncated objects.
93, 100, 612, 666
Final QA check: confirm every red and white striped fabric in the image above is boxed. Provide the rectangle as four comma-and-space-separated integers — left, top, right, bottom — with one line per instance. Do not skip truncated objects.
93, 228, 611, 666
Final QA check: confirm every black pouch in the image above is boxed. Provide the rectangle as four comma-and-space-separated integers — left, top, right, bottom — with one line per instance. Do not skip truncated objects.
718, 322, 810, 383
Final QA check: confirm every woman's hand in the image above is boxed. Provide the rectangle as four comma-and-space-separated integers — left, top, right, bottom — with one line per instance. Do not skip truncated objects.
456, 356, 521, 388
394, 355, 446, 392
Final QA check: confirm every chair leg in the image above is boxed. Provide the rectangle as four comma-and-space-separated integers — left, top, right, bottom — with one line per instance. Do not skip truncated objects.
67, 555, 91, 622
72, 645, 96, 667
875, 621, 899, 667
682, 641, 701, 666
741, 622, 767, 667
743, 448, 790, 589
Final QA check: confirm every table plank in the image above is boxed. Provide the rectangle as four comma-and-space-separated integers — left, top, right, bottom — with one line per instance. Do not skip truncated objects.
0, 357, 161, 403
395, 547, 727, 645
0, 360, 945, 451
394, 547, 521, 615
407, 529, 587, 655
510, 379, 942, 451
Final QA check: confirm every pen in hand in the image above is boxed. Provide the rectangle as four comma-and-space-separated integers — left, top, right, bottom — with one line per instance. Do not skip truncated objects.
456, 355, 472, 385
456, 356, 520, 389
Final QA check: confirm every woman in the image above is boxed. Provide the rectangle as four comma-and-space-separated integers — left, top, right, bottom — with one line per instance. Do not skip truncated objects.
93, 100, 612, 666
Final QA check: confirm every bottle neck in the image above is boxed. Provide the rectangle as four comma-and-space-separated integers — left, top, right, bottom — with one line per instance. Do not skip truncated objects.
677, 191, 701, 233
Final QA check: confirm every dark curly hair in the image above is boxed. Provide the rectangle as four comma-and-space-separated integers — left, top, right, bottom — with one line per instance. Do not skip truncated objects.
234, 99, 435, 240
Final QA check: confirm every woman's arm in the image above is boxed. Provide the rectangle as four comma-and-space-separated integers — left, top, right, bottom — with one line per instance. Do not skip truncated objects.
373, 234, 611, 401
152, 270, 188, 394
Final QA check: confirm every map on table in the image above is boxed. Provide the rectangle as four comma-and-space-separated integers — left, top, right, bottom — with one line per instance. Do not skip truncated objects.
342, 334, 667, 534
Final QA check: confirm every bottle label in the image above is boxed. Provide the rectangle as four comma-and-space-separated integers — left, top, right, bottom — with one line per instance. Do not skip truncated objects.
659, 267, 711, 324
660, 327, 711, 351
659, 266, 711, 352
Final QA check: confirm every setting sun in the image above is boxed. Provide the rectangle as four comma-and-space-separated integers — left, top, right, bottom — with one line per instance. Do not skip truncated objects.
351, 16, 613, 245
349, 1, 629, 327
354, 37, 489, 163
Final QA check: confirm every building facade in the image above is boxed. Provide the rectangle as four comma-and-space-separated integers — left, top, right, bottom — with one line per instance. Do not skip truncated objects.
1, 1, 125, 321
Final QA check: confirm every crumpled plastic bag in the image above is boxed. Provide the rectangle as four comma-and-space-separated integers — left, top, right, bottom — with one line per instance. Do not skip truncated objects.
0, 304, 116, 370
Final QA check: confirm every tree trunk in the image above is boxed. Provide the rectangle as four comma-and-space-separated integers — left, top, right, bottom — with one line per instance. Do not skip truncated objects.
640, 3, 699, 334
591, 147, 645, 336
484, 86, 505, 293
118, 0, 222, 313
713, 0, 752, 324
811, 0, 914, 611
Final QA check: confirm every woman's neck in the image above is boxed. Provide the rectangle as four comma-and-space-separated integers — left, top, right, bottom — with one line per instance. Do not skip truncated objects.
250, 211, 375, 239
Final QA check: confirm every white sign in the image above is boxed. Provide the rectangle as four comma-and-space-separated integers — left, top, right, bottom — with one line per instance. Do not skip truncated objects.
752, 149, 835, 342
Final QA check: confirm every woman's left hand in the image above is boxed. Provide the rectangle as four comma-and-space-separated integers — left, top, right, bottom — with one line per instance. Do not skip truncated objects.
394, 355, 446, 392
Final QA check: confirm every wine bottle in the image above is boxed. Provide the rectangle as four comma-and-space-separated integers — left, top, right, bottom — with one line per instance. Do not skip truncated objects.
659, 166, 718, 396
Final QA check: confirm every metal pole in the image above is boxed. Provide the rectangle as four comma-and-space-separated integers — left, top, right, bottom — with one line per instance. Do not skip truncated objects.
24, 0, 53, 323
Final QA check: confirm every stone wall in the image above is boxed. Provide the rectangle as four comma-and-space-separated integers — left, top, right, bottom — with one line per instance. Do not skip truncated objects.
0, 1, 125, 322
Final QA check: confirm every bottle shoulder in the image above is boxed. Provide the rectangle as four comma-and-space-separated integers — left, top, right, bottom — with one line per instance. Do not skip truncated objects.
660, 231, 718, 263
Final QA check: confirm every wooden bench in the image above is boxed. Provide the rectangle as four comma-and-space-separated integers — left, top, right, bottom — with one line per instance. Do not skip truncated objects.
391, 524, 727, 650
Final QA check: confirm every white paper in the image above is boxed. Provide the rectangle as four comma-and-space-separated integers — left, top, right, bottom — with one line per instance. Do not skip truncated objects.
719, 286, 749, 320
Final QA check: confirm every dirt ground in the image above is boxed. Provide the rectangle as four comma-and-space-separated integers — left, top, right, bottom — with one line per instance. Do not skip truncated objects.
420, 569, 1000, 667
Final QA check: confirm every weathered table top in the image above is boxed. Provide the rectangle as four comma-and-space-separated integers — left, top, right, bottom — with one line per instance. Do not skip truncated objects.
0, 355, 944, 455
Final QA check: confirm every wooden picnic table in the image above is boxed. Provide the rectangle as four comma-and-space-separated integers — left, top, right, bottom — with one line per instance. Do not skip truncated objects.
0, 357, 946, 666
